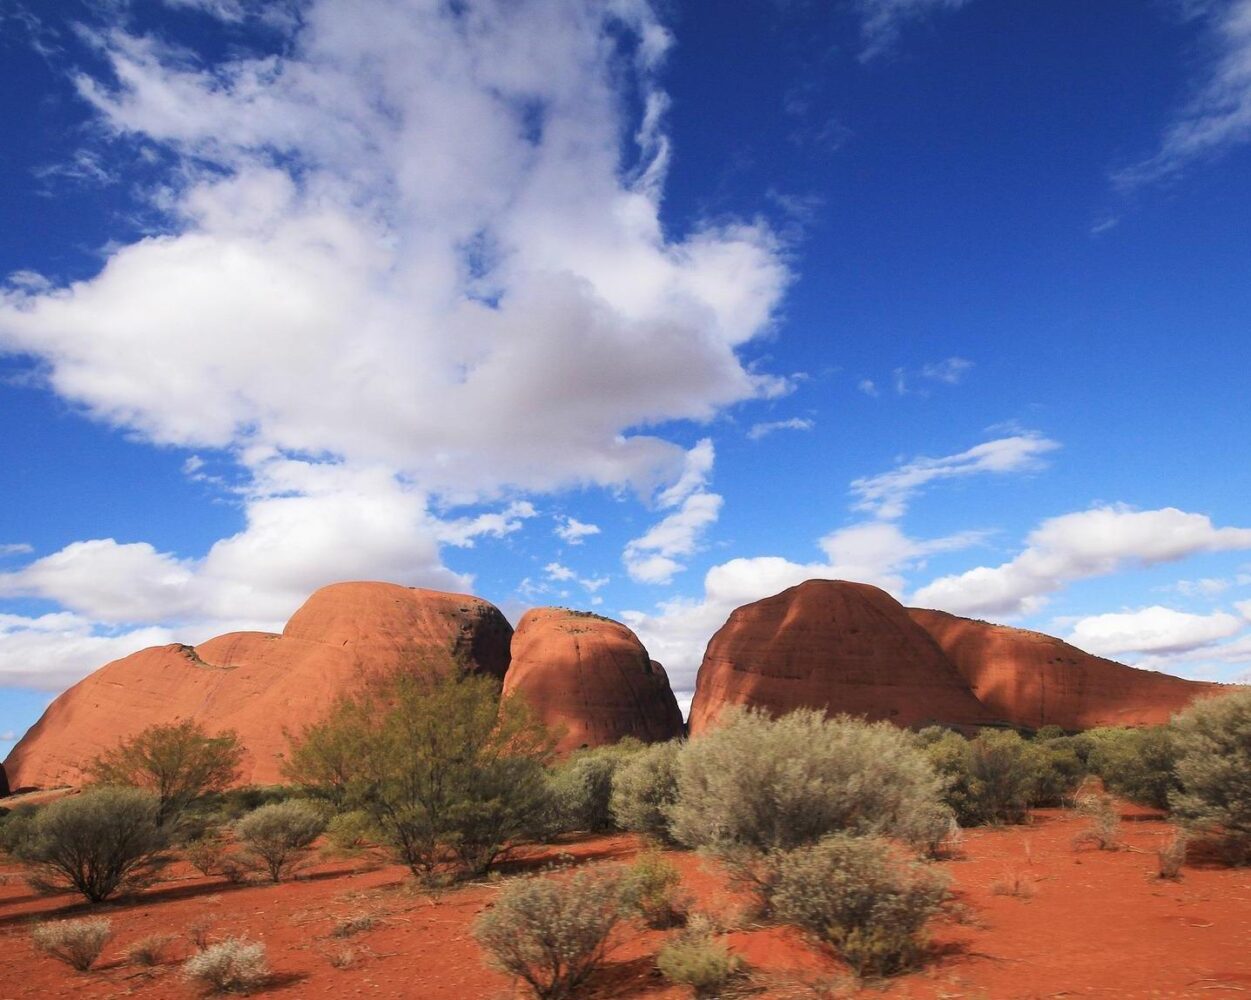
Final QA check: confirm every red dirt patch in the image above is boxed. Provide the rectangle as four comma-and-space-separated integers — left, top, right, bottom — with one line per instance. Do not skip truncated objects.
1, 808, 1249, 998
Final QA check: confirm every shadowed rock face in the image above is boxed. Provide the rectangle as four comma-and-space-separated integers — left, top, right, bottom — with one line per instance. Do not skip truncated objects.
907, 608, 1227, 731
503, 608, 684, 753
687, 579, 997, 736
3, 582, 513, 792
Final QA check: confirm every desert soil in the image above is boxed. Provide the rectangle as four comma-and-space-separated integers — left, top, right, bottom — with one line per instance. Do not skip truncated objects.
1, 805, 1248, 999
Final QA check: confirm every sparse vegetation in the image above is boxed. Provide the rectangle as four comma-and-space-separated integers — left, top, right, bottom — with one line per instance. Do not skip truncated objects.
31, 917, 113, 972
234, 800, 327, 882
668, 708, 951, 855
1071, 779, 1121, 851
5, 786, 169, 901
286, 671, 554, 878
128, 933, 177, 967
656, 914, 741, 998
473, 868, 623, 1000
771, 834, 949, 978
1170, 689, 1251, 863
87, 720, 243, 828
183, 937, 270, 993
1157, 827, 1189, 880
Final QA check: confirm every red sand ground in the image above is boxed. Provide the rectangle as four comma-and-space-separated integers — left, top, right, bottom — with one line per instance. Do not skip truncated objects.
1, 806, 1248, 999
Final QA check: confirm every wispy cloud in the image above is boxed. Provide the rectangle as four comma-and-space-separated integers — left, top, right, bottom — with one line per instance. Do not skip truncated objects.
554, 516, 600, 545
624, 439, 722, 585
849, 432, 1059, 520
854, 0, 973, 61
1115, 0, 1251, 188
747, 417, 814, 441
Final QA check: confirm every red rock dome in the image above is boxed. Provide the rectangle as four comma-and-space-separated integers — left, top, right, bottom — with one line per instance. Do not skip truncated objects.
503, 607, 683, 753
3, 582, 512, 792
687, 579, 996, 736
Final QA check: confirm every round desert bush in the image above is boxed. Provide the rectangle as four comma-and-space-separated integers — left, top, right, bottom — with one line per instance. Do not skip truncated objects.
610, 739, 682, 843
234, 800, 326, 882
473, 868, 623, 1000
31, 917, 113, 972
619, 850, 686, 928
7, 787, 169, 901
1170, 689, 1251, 863
1085, 726, 1178, 810
1028, 734, 1088, 806
183, 937, 270, 993
656, 915, 741, 998
924, 729, 1042, 826
547, 741, 641, 834
668, 708, 951, 854
771, 834, 949, 978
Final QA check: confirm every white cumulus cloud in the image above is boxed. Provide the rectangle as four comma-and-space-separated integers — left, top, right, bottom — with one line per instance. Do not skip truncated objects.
1067, 605, 1245, 658
914, 505, 1251, 617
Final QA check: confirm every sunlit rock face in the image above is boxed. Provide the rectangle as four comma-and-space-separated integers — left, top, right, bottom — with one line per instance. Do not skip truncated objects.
908, 608, 1227, 731
504, 607, 684, 754
688, 579, 996, 736
3, 582, 513, 791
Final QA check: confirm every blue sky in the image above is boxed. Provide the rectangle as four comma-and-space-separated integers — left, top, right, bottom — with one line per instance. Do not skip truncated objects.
3, 0, 1251, 756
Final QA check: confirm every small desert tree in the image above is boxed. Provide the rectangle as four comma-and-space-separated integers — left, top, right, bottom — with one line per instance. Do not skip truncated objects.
7, 787, 169, 902
547, 740, 642, 835
87, 720, 243, 827
235, 800, 327, 882
287, 670, 554, 878
1170, 689, 1251, 863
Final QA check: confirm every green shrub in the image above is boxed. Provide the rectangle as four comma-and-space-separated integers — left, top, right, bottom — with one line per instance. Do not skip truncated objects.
1170, 689, 1251, 863
547, 742, 640, 834
87, 720, 243, 828
473, 868, 622, 1000
925, 729, 1040, 825
771, 834, 948, 978
656, 914, 741, 998
1085, 726, 1178, 810
7, 787, 169, 901
286, 671, 554, 878
668, 708, 950, 855
619, 850, 686, 928
183, 938, 269, 993
31, 917, 113, 972
234, 800, 326, 882
1028, 735, 1088, 806
610, 739, 682, 843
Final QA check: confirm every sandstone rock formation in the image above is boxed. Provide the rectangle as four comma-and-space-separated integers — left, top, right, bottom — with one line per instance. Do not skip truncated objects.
687, 580, 996, 736
908, 608, 1225, 731
3, 582, 512, 792
503, 607, 684, 753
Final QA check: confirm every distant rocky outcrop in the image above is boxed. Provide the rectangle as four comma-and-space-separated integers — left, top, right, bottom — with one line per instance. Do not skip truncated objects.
3, 582, 513, 792
687, 580, 997, 736
503, 607, 684, 753
907, 608, 1225, 731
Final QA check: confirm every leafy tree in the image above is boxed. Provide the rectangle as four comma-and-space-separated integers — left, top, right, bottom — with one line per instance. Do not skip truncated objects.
547, 740, 642, 834
286, 671, 554, 877
924, 729, 1042, 825
6, 787, 169, 902
87, 720, 243, 827
610, 738, 682, 843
